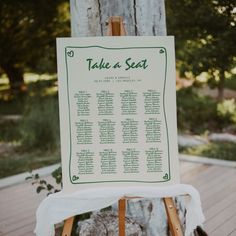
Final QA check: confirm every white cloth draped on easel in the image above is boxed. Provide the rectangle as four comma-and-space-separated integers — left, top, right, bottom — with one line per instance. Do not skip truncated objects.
35, 184, 205, 236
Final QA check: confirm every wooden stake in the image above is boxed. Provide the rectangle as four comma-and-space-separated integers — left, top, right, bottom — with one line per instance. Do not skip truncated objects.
61, 216, 74, 236
107, 16, 126, 36
163, 198, 183, 236
118, 198, 126, 236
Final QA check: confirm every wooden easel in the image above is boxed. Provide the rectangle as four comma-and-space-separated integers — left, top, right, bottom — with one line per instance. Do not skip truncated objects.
61, 16, 183, 236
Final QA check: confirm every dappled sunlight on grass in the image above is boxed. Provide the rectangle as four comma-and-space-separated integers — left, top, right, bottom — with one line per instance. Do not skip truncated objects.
0, 84, 10, 92
0, 75, 9, 85
1, 73, 235, 178
0, 73, 58, 102
43, 86, 58, 96
0, 75, 10, 93
24, 73, 57, 84
0, 73, 57, 91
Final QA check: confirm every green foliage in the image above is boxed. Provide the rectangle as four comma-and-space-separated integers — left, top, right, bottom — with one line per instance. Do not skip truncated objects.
19, 79, 60, 150
0, 151, 59, 178
180, 141, 236, 161
0, 89, 24, 143
225, 75, 236, 91
177, 88, 219, 133
27, 171, 61, 196
0, 96, 26, 114
20, 94, 60, 150
217, 99, 236, 123
52, 166, 62, 185
177, 88, 236, 133
0, 77, 61, 178
0, 0, 70, 90
166, 0, 236, 97
0, 120, 21, 142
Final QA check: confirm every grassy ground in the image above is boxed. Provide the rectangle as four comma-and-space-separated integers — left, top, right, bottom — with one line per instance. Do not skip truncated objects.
0, 147, 60, 178
0, 74, 60, 178
0, 120, 21, 142
179, 141, 236, 161
0, 74, 236, 178
225, 75, 236, 91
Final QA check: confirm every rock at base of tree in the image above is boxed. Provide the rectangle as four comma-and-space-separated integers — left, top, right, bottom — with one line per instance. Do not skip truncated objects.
76, 211, 143, 236
125, 197, 186, 236
76, 197, 187, 236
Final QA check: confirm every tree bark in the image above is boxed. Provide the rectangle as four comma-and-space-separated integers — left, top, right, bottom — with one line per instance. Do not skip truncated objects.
77, 211, 143, 235
70, 0, 166, 36
1, 63, 25, 92
69, 1, 183, 235
217, 71, 225, 101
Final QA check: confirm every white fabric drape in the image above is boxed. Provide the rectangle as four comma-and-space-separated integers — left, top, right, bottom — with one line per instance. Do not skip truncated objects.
35, 184, 204, 236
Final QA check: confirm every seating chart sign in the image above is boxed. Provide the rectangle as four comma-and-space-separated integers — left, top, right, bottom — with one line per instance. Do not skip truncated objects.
57, 36, 180, 192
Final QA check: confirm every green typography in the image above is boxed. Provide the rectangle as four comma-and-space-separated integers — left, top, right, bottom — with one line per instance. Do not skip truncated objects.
86, 58, 148, 71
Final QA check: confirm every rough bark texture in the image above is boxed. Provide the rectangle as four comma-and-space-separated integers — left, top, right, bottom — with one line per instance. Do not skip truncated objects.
70, 1, 181, 235
135, 0, 166, 36
99, 0, 135, 36
76, 197, 187, 236
70, 0, 166, 36
114, 197, 186, 236
70, 0, 101, 37
76, 211, 143, 236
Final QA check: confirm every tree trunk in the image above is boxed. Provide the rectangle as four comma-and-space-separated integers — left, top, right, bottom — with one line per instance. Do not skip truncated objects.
77, 211, 143, 235
1, 63, 25, 93
69, 1, 183, 235
217, 71, 225, 101
70, 0, 166, 36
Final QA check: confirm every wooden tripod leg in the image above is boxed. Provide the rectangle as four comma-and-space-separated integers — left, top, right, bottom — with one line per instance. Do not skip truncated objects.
118, 198, 126, 236
163, 198, 183, 236
62, 216, 75, 236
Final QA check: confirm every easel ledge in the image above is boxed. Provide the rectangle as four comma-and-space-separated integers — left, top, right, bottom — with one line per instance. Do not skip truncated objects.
62, 16, 183, 236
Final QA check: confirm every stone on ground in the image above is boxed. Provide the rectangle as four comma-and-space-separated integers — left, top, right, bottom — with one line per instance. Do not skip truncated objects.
178, 135, 207, 147
76, 211, 143, 236
208, 133, 236, 143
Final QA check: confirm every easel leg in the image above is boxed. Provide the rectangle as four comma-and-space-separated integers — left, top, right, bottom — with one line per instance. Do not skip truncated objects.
62, 216, 74, 236
118, 198, 126, 236
163, 198, 183, 236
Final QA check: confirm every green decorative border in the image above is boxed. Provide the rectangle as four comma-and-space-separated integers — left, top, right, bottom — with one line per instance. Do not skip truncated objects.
64, 45, 171, 184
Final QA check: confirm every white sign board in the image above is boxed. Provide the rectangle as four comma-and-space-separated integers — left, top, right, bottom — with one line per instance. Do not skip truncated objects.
57, 36, 179, 192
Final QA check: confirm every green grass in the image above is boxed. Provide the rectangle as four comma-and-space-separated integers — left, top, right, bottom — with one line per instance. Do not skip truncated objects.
0, 75, 235, 179
0, 150, 60, 178
0, 76, 60, 178
0, 98, 25, 115
179, 141, 236, 161
0, 120, 21, 142
0, 74, 58, 115
225, 75, 236, 91
177, 87, 218, 133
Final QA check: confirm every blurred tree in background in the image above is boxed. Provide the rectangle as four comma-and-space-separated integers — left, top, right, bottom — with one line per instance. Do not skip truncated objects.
0, 0, 236, 178
0, 0, 70, 92
166, 0, 236, 100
